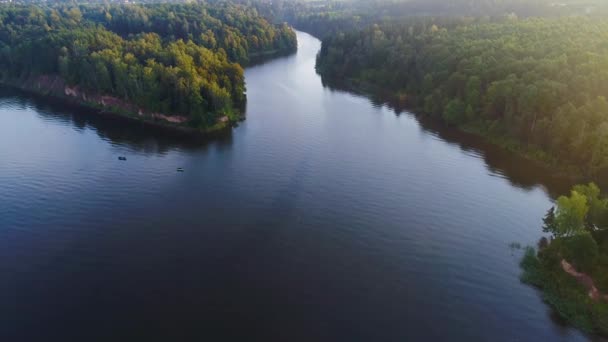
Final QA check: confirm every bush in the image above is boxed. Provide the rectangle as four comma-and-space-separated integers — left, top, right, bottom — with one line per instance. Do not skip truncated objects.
538, 239, 563, 271
442, 98, 465, 126
540, 264, 595, 333
563, 232, 599, 274
593, 230, 608, 252
520, 247, 544, 286
593, 254, 608, 293
591, 303, 608, 336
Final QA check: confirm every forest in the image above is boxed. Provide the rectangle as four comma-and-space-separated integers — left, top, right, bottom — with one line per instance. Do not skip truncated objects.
315, 17, 608, 177
0, 2, 297, 129
263, 0, 608, 39
272, 5, 608, 331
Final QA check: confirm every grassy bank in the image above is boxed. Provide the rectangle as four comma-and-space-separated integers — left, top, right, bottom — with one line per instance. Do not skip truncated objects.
521, 247, 608, 335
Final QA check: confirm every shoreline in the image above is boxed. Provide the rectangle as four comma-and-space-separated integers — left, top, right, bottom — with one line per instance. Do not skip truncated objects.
0, 76, 240, 138
0, 47, 300, 139
317, 74, 588, 184
247, 47, 298, 67
521, 245, 608, 338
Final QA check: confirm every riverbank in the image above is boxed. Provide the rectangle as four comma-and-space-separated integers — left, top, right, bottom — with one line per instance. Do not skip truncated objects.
0, 29, 590, 341
247, 47, 298, 67
311, 17, 608, 186
0, 75, 240, 137
519, 183, 608, 337
317, 74, 588, 184
521, 247, 608, 336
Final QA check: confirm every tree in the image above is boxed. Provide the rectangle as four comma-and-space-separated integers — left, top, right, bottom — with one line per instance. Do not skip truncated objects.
542, 206, 557, 235
563, 231, 599, 273
573, 183, 608, 229
314, 16, 608, 176
443, 98, 465, 125
554, 191, 589, 238
465, 76, 481, 113
67, 7, 82, 24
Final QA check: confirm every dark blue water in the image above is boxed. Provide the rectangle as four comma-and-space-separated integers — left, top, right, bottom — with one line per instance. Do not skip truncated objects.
0, 31, 588, 341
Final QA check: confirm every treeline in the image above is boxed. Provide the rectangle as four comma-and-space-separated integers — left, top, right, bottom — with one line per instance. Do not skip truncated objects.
80, 2, 297, 64
316, 17, 608, 177
521, 183, 608, 335
0, 2, 297, 129
268, 0, 608, 39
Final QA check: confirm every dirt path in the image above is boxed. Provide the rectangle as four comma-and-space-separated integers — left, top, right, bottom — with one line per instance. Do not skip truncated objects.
561, 259, 608, 301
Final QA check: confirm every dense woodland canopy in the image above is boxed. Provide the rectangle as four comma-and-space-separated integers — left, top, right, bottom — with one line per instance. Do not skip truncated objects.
80, 2, 296, 63
266, 0, 608, 38
0, 2, 296, 129
252, 0, 608, 177
316, 17, 608, 176
277, 0, 608, 333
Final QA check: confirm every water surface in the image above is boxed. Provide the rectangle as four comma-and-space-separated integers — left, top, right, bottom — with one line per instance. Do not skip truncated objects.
0, 31, 587, 341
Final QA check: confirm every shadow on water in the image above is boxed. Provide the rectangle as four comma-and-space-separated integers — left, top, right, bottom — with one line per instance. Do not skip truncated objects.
319, 76, 576, 199
1, 70, 578, 198
0, 86, 234, 155
246, 49, 298, 68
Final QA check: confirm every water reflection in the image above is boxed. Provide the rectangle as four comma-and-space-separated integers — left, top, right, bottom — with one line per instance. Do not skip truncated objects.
0, 70, 581, 202
0, 87, 234, 155
0, 31, 591, 341
0, 76, 577, 199
320, 77, 576, 198
247, 49, 298, 68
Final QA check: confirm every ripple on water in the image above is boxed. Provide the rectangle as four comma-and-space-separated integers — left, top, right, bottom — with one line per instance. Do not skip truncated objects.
0, 32, 587, 341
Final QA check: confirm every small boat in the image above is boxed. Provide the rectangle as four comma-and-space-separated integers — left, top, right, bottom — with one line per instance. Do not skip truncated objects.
118, 156, 127, 161
177, 167, 184, 172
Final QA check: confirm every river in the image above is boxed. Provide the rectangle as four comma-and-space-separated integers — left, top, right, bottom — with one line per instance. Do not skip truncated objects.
0, 31, 589, 341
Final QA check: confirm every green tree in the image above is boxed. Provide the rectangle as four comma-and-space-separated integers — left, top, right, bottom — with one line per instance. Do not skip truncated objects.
573, 183, 608, 229
563, 231, 599, 273
542, 206, 557, 235
554, 191, 589, 237
443, 98, 465, 125
0, 2, 296, 130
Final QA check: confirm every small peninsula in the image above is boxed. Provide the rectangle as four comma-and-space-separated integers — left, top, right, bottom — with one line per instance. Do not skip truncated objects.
0, 2, 297, 133
520, 183, 608, 336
